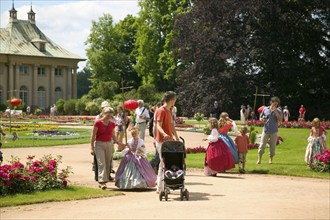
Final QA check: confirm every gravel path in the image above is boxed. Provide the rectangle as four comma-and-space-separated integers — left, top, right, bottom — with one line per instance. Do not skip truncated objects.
1, 129, 329, 219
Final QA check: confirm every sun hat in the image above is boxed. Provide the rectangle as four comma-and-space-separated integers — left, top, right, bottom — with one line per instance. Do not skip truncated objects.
101, 101, 110, 108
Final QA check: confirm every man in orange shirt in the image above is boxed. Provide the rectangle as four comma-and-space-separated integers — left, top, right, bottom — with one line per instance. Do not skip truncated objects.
155, 91, 179, 193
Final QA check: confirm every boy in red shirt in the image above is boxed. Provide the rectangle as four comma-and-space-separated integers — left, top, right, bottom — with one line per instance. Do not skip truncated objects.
234, 126, 249, 174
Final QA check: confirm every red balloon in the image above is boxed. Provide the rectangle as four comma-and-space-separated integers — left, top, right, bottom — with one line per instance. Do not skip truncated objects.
258, 105, 266, 114
124, 100, 139, 111
10, 98, 21, 107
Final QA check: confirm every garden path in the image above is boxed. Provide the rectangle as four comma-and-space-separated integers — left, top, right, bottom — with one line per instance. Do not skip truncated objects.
1, 129, 329, 219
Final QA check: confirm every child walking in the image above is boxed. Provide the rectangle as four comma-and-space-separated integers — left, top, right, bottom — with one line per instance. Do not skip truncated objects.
304, 118, 328, 165
203, 118, 235, 176
234, 126, 249, 174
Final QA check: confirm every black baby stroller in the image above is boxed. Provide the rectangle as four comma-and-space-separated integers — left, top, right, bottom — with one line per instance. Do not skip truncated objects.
159, 138, 189, 201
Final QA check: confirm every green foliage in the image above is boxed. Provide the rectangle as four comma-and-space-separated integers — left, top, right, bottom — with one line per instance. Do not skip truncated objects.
55, 99, 65, 115
137, 84, 163, 104
34, 108, 41, 116
85, 101, 101, 116
0, 155, 72, 196
63, 99, 78, 115
77, 68, 92, 98
88, 81, 118, 100
174, 0, 330, 119
0, 103, 6, 111
134, 0, 191, 91
75, 95, 90, 115
249, 130, 257, 144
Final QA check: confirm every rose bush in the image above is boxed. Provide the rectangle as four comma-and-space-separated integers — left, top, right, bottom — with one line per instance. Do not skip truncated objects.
0, 154, 72, 196
309, 149, 330, 173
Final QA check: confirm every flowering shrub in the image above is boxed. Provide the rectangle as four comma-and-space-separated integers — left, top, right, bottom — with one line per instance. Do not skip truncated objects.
186, 146, 206, 154
0, 155, 72, 196
310, 149, 330, 173
175, 117, 185, 124
247, 120, 330, 129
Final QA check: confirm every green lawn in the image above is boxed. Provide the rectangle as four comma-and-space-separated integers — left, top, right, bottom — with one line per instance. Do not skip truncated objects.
0, 186, 123, 207
1, 128, 91, 148
186, 127, 330, 179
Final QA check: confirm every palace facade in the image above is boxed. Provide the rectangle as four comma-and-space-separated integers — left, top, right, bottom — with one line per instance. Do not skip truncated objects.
0, 5, 85, 110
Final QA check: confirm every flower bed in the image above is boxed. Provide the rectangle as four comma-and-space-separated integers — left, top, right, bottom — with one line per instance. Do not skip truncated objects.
309, 149, 330, 173
0, 155, 72, 196
247, 120, 330, 129
186, 146, 206, 154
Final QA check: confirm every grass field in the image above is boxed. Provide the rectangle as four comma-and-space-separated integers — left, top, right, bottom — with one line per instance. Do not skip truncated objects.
186, 126, 330, 179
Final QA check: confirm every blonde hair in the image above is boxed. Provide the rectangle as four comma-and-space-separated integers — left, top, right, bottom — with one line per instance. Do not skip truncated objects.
208, 118, 219, 129
130, 127, 140, 135
311, 118, 320, 127
219, 112, 229, 128
100, 107, 114, 118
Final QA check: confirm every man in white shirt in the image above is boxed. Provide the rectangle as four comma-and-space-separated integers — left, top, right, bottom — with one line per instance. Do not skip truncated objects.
135, 99, 150, 140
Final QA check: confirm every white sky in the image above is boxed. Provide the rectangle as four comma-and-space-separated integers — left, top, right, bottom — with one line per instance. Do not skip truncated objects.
0, 0, 140, 70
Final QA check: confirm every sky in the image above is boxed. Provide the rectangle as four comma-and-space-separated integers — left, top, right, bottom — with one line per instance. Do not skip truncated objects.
0, 0, 140, 70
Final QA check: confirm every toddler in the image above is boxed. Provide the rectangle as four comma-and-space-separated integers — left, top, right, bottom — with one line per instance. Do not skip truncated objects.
234, 126, 249, 174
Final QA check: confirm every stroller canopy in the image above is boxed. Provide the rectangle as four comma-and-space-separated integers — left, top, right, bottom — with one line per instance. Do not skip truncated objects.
161, 141, 185, 153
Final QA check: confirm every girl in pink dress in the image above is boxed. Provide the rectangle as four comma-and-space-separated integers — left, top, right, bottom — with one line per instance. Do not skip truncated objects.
304, 118, 328, 165
204, 118, 235, 176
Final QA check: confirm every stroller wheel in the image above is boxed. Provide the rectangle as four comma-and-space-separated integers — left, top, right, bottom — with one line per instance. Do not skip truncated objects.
185, 190, 189, 201
180, 189, 184, 201
159, 192, 163, 201
165, 191, 168, 201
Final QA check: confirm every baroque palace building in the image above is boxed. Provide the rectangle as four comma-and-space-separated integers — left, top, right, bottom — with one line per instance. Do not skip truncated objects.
0, 5, 85, 110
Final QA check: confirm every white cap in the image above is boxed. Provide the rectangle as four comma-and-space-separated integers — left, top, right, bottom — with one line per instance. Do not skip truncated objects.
101, 101, 110, 108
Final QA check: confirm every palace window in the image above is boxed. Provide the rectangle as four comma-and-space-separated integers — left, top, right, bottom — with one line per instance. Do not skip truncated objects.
55, 68, 62, 76
55, 87, 62, 101
38, 67, 46, 76
19, 86, 28, 104
37, 87, 46, 109
20, 66, 28, 74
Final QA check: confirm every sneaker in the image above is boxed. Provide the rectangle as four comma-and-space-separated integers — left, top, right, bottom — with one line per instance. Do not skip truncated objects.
109, 176, 114, 181
239, 168, 244, 174
111, 169, 116, 174
99, 183, 107, 190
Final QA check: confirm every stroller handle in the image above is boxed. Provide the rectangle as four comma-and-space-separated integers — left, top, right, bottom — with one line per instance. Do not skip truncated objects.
179, 136, 185, 145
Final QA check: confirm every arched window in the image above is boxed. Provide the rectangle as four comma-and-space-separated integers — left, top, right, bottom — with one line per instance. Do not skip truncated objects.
55, 87, 62, 102
19, 86, 28, 104
37, 86, 46, 109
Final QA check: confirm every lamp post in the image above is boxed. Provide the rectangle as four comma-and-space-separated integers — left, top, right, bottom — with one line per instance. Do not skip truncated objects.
120, 81, 133, 143
9, 98, 21, 133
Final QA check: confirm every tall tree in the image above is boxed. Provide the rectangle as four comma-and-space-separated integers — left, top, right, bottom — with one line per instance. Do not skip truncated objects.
85, 14, 141, 94
134, 0, 191, 91
174, 0, 330, 119
77, 68, 92, 98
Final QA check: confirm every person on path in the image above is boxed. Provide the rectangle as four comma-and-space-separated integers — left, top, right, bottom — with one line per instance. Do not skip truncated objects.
304, 118, 328, 165
90, 107, 123, 189
234, 126, 249, 174
94, 101, 115, 180
114, 105, 125, 151
210, 101, 221, 120
155, 91, 179, 193
204, 118, 235, 176
115, 128, 156, 189
256, 96, 283, 164
218, 112, 239, 164
135, 100, 150, 140
283, 106, 290, 122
